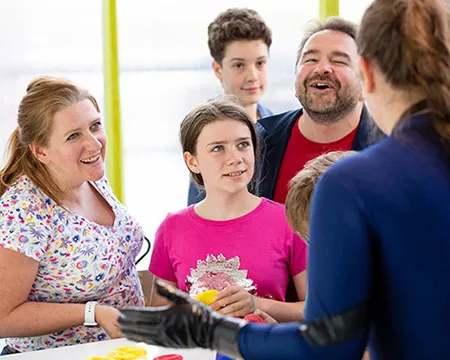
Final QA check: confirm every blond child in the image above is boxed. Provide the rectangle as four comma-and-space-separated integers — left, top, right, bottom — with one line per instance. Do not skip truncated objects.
285, 151, 357, 240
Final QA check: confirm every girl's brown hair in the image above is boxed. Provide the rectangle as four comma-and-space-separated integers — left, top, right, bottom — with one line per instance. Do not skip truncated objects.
179, 97, 259, 186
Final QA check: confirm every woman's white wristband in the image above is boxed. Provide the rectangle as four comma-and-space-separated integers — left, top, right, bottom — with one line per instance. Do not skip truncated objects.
84, 301, 98, 327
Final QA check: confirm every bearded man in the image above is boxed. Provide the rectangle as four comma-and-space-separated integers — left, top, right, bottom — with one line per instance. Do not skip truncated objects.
256, 17, 382, 203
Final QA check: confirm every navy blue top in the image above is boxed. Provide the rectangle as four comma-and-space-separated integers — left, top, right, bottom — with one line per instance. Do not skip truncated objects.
238, 112, 450, 359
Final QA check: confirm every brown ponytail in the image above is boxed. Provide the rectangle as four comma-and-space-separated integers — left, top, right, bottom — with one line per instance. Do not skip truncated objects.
358, 0, 450, 144
0, 76, 100, 203
0, 128, 27, 196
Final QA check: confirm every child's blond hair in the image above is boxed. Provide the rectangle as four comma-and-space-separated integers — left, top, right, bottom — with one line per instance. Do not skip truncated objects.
285, 151, 357, 239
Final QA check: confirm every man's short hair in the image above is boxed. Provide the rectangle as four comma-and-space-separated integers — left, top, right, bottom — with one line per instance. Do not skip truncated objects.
295, 16, 358, 67
207, 8, 272, 64
285, 151, 357, 239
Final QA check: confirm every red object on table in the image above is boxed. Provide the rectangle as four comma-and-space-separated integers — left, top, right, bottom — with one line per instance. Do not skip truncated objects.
153, 355, 184, 360
243, 314, 265, 324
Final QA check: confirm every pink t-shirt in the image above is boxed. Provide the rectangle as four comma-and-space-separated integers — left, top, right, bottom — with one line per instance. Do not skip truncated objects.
149, 198, 307, 301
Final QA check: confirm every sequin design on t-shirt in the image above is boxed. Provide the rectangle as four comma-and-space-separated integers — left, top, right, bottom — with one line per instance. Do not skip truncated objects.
185, 254, 257, 298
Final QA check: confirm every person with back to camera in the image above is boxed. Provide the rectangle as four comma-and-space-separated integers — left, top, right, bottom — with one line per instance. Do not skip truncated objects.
188, 7, 273, 205
0, 76, 145, 355
149, 98, 308, 325
118, 0, 450, 359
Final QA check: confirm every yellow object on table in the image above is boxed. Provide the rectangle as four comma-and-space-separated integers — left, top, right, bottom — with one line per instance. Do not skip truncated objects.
87, 345, 147, 360
195, 290, 219, 305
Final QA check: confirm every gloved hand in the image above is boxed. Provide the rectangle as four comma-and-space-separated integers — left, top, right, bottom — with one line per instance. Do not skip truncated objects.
118, 280, 246, 358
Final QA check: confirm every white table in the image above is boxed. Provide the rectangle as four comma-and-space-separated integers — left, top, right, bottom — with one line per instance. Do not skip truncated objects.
3, 338, 216, 359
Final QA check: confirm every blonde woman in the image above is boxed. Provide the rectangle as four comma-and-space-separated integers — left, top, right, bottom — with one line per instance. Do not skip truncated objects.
0, 76, 144, 354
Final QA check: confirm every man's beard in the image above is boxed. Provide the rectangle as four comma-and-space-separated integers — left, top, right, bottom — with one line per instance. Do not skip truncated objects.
296, 76, 360, 125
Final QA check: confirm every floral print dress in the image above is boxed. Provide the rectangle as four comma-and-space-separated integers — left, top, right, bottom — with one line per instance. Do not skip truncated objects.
0, 175, 145, 352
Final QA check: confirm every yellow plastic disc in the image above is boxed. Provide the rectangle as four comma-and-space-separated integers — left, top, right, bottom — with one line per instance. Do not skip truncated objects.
106, 352, 135, 360
108, 346, 147, 359
114, 346, 147, 357
85, 357, 110, 360
195, 289, 219, 305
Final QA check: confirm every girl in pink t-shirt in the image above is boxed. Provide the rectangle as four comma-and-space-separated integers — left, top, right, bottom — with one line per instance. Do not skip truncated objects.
149, 98, 307, 322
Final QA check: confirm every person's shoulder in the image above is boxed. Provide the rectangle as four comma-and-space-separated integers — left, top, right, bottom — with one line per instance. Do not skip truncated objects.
354, 104, 386, 148
0, 175, 56, 231
262, 197, 284, 209
159, 206, 192, 227
257, 103, 273, 118
154, 207, 195, 240
259, 197, 288, 218
256, 109, 302, 143
93, 176, 113, 194
256, 108, 302, 133
92, 176, 127, 208
1, 175, 53, 209
257, 198, 297, 237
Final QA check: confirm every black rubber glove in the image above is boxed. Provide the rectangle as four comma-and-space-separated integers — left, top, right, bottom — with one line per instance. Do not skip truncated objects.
118, 280, 246, 358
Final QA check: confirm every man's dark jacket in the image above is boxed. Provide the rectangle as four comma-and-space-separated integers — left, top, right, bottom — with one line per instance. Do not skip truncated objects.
254, 105, 382, 199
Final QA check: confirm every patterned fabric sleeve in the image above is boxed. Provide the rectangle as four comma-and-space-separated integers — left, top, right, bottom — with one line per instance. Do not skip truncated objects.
0, 182, 52, 262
